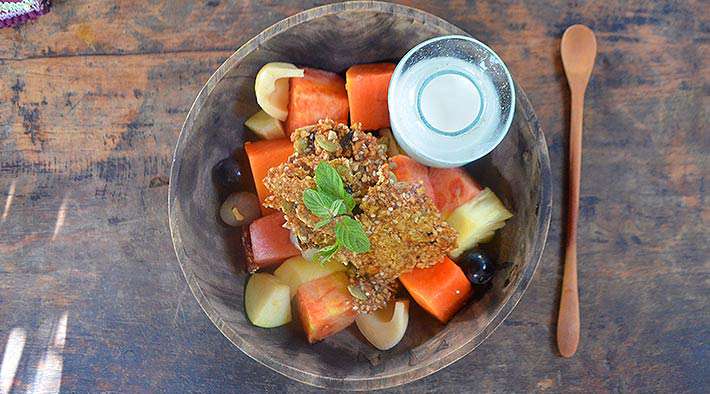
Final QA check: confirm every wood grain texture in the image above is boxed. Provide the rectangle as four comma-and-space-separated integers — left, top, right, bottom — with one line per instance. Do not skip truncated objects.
0, 0, 708, 393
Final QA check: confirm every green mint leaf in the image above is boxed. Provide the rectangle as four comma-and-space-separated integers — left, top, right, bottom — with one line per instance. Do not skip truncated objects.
316, 243, 339, 265
335, 216, 370, 253
329, 199, 346, 217
315, 162, 345, 199
314, 218, 332, 229
343, 194, 356, 213
303, 189, 336, 218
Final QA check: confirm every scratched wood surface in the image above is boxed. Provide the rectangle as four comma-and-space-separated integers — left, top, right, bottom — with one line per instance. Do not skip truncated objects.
0, 1, 707, 393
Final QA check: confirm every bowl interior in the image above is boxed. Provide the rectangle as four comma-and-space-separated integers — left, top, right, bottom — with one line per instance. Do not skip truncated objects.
169, 2, 551, 391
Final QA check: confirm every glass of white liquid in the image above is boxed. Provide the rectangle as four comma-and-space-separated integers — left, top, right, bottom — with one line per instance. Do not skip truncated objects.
388, 35, 515, 167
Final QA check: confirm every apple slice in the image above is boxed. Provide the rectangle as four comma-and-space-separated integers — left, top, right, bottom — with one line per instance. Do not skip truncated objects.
273, 255, 347, 298
356, 300, 409, 350
296, 272, 356, 343
255, 62, 304, 121
245, 273, 292, 328
245, 110, 285, 140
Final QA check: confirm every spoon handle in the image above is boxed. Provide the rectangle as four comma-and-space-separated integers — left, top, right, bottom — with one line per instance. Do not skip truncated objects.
557, 87, 584, 357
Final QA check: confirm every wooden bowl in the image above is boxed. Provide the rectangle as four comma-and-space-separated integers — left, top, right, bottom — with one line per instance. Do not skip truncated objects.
169, 1, 551, 390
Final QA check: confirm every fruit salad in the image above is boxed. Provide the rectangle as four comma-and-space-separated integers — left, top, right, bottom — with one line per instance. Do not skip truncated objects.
214, 62, 513, 349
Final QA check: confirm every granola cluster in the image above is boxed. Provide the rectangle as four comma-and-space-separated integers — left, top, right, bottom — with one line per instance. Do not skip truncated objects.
263, 120, 389, 247
263, 119, 456, 312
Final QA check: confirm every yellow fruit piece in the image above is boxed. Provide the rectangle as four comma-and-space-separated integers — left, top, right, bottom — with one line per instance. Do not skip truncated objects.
273, 255, 347, 298
245, 273, 292, 328
446, 188, 513, 258
254, 62, 304, 121
356, 300, 409, 350
245, 110, 285, 140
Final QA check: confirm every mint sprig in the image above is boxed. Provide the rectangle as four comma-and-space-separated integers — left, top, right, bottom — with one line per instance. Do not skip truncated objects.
303, 189, 337, 218
303, 162, 370, 263
335, 216, 370, 253
315, 161, 345, 199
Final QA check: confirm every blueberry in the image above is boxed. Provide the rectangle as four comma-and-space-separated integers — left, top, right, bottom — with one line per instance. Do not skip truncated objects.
461, 250, 495, 286
212, 157, 243, 190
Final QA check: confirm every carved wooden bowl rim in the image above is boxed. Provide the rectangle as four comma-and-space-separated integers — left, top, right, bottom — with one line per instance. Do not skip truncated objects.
168, 1, 552, 390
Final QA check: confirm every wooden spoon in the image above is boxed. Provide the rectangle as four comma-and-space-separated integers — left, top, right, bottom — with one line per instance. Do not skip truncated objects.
558, 24, 597, 358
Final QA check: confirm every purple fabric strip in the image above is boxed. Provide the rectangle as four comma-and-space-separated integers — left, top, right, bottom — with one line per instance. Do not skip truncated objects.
0, 0, 50, 28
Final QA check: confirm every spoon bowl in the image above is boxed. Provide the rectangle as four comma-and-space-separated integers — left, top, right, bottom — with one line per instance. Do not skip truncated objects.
561, 25, 597, 89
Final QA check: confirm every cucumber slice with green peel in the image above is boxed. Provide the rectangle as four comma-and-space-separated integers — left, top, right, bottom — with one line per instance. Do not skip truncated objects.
245, 273, 292, 328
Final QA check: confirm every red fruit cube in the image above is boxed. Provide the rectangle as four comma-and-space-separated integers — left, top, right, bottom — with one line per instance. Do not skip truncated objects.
244, 213, 299, 273
428, 167, 482, 218
390, 155, 435, 200
285, 67, 349, 135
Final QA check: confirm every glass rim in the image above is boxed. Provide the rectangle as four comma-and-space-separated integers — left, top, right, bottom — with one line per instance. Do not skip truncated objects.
388, 34, 516, 167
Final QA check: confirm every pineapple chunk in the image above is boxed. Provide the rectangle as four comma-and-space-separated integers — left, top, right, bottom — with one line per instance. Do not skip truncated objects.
245, 273, 292, 328
254, 62, 304, 121
245, 110, 285, 140
446, 188, 513, 258
274, 255, 347, 298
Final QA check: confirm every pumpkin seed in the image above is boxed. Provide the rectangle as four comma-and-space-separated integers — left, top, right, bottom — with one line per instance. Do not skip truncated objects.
316, 135, 338, 152
294, 138, 308, 154
347, 284, 367, 300
335, 164, 349, 177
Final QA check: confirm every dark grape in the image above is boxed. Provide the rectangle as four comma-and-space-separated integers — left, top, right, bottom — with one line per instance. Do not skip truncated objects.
460, 250, 495, 286
213, 157, 243, 190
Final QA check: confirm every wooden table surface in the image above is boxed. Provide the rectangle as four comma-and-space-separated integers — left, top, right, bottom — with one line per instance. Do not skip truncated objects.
0, 1, 706, 392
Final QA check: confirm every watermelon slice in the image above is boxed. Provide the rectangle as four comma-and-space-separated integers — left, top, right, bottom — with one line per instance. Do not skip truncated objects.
390, 155, 435, 200
428, 167, 482, 218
